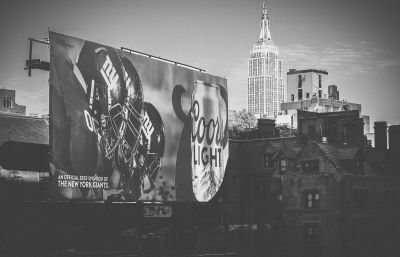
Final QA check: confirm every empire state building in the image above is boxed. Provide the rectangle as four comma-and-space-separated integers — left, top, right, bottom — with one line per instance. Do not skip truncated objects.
248, 3, 285, 119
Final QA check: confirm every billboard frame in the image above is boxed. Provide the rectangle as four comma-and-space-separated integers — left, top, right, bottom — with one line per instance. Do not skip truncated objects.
25, 31, 228, 204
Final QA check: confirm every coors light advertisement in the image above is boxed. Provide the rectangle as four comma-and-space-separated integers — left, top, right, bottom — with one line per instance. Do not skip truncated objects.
191, 81, 228, 202
49, 32, 228, 202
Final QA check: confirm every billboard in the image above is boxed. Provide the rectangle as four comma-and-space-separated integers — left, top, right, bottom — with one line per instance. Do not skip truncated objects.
49, 32, 228, 202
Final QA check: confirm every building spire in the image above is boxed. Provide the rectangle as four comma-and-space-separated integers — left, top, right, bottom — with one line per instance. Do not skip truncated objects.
259, 2, 272, 42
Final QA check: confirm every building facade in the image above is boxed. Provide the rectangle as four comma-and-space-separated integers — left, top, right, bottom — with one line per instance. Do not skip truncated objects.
0, 88, 26, 115
297, 110, 364, 146
223, 112, 400, 257
286, 69, 329, 102
277, 69, 362, 128
248, 3, 285, 119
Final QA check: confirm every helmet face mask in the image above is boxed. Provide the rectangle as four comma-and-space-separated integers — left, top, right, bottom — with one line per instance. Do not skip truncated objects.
124, 101, 143, 151
104, 103, 126, 159
104, 80, 144, 163
76, 42, 144, 166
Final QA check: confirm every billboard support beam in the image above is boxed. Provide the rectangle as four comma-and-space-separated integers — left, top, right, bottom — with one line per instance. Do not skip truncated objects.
28, 39, 33, 76
121, 47, 206, 73
25, 38, 50, 76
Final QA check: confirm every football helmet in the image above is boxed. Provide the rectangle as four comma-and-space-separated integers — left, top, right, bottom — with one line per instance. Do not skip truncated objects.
135, 102, 166, 194
75, 42, 144, 166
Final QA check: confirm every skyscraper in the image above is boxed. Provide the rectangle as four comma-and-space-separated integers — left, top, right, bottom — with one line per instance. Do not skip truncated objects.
248, 3, 285, 119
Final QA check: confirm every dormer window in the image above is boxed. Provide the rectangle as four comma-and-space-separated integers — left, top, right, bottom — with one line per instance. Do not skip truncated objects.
263, 154, 274, 168
279, 159, 287, 172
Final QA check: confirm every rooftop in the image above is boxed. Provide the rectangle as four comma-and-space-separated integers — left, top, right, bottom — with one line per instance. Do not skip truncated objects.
0, 113, 49, 146
229, 137, 300, 173
287, 69, 328, 75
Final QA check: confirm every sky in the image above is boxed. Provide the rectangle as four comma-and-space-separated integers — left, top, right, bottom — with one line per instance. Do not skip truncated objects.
0, 0, 399, 126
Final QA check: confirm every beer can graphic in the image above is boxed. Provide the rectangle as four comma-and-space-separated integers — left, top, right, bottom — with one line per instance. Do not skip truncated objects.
191, 80, 228, 202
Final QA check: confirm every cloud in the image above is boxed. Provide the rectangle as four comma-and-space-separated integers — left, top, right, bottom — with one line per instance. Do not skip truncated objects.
335, 41, 353, 48
0, 72, 50, 114
0, 76, 20, 88
279, 41, 400, 80
192, 56, 248, 111
225, 60, 248, 111
191, 59, 219, 73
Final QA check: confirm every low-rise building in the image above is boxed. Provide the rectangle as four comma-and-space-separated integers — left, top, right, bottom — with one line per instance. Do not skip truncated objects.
278, 97, 362, 128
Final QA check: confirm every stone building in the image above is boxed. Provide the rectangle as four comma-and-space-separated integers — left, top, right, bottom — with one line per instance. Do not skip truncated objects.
0, 88, 26, 115
223, 110, 400, 256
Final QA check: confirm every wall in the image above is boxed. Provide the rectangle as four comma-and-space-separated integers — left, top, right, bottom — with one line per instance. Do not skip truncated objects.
297, 110, 363, 146
281, 99, 361, 113
286, 70, 328, 102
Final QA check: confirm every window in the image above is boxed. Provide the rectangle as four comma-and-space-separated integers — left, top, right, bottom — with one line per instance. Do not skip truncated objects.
291, 94, 294, 101
304, 223, 320, 242
298, 89, 303, 100
279, 159, 287, 172
271, 192, 283, 211
276, 193, 283, 202
306, 93, 310, 99
318, 90, 322, 98
298, 75, 302, 88
3, 97, 12, 108
263, 154, 274, 168
318, 74, 322, 88
302, 160, 319, 173
353, 188, 369, 210
304, 189, 320, 209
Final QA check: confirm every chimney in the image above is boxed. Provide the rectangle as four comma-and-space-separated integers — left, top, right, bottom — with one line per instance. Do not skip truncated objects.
388, 125, 400, 152
258, 118, 275, 138
374, 121, 387, 150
